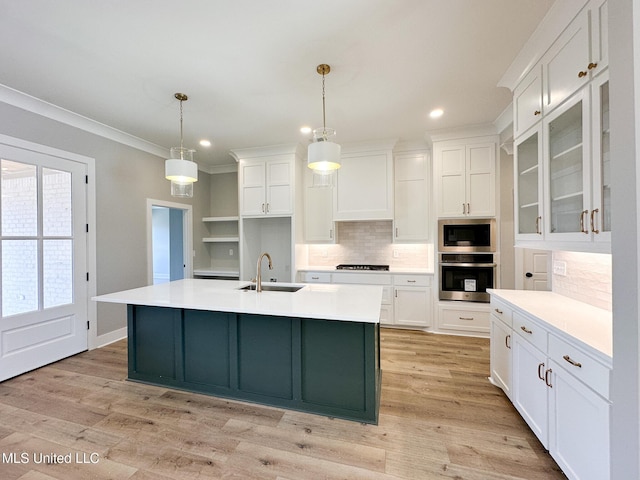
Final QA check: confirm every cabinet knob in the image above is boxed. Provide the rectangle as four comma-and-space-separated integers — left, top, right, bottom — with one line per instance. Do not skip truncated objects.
588, 62, 598, 70
525, 272, 533, 278
534, 110, 541, 116
578, 70, 588, 78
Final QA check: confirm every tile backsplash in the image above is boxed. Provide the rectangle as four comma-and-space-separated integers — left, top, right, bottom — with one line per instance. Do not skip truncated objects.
552, 251, 612, 311
306, 221, 433, 270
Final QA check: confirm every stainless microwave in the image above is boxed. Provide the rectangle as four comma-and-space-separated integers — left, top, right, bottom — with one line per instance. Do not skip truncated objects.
438, 218, 496, 253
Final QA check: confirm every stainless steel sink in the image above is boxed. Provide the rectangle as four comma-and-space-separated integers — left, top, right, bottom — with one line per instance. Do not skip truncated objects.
239, 284, 304, 293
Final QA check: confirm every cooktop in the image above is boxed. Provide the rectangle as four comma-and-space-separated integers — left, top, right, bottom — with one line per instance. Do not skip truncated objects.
335, 264, 390, 271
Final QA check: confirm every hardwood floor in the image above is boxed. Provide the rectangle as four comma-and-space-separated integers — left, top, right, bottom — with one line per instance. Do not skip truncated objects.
0, 328, 565, 479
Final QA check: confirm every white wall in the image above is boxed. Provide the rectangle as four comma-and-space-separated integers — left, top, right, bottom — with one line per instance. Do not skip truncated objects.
609, 0, 640, 477
0, 101, 211, 338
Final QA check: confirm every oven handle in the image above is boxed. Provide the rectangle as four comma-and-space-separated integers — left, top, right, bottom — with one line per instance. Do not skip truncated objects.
439, 263, 497, 268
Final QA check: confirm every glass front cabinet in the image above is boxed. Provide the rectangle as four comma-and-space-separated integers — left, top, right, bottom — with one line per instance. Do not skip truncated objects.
515, 125, 543, 241
544, 89, 590, 243
514, 76, 611, 251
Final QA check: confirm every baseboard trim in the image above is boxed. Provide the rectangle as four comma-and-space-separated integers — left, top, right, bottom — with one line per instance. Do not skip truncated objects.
94, 327, 127, 349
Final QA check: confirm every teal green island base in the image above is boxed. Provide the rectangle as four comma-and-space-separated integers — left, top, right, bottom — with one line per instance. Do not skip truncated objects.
127, 305, 381, 424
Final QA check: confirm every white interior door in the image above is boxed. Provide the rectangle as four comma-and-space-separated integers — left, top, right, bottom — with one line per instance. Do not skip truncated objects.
0, 145, 87, 381
522, 248, 550, 291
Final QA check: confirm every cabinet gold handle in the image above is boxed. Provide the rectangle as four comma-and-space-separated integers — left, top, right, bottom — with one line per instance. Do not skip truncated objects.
459, 316, 474, 321
578, 70, 588, 78
462, 203, 466, 215
467, 203, 470, 214
538, 362, 545, 380
494, 308, 503, 314
261, 203, 265, 213
588, 62, 598, 70
266, 203, 270, 213
520, 325, 532, 334
545, 368, 553, 388
329, 229, 333, 239
407, 280, 416, 283
311, 276, 319, 280
395, 227, 398, 237
580, 210, 589, 234
590, 208, 600, 234
505, 334, 511, 349
534, 110, 541, 116
535, 216, 542, 235
563, 355, 582, 368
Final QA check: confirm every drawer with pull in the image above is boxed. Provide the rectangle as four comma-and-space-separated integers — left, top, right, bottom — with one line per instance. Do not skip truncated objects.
439, 306, 490, 333
513, 311, 548, 352
549, 334, 610, 399
490, 297, 512, 327
302, 272, 331, 283
394, 274, 430, 287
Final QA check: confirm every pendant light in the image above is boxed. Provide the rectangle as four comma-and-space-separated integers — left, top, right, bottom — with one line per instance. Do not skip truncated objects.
307, 64, 341, 172
165, 93, 198, 198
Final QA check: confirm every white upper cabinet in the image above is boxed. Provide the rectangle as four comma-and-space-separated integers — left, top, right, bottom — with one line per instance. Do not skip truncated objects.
543, 89, 591, 243
434, 139, 496, 218
514, 65, 543, 138
515, 125, 544, 241
542, 8, 590, 114
239, 157, 293, 217
394, 152, 429, 242
304, 181, 334, 243
333, 147, 394, 221
542, 0, 609, 115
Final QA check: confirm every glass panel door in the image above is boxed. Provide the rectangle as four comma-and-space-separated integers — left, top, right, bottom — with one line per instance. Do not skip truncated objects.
547, 99, 586, 236
516, 129, 542, 236
0, 143, 87, 382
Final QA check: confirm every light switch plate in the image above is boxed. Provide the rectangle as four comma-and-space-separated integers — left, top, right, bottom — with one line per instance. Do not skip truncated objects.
553, 260, 567, 276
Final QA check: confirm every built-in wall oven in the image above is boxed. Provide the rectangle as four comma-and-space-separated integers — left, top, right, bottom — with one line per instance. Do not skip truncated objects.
439, 253, 495, 302
438, 219, 496, 303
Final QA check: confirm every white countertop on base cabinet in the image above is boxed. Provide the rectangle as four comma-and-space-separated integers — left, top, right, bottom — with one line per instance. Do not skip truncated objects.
488, 289, 612, 362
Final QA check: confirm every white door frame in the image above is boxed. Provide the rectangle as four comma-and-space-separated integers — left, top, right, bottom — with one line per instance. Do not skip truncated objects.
146, 198, 193, 285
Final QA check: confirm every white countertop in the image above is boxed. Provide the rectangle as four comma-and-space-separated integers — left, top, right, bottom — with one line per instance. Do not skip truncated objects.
298, 266, 434, 275
93, 279, 382, 324
489, 289, 612, 361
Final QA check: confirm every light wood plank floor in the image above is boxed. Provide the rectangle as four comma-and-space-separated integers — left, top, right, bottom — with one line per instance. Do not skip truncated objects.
0, 328, 565, 479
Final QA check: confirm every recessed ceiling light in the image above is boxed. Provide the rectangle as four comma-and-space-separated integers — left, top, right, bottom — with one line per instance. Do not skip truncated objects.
199, 139, 211, 147
300, 126, 312, 134
429, 108, 444, 119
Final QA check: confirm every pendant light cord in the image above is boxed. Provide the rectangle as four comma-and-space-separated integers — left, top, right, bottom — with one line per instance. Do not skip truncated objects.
179, 98, 184, 159
321, 72, 327, 138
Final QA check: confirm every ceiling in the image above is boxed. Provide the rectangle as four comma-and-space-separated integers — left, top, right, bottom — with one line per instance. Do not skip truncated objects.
0, 0, 554, 167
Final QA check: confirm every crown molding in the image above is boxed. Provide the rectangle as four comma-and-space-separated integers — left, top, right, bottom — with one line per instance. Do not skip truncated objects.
498, 0, 589, 91
426, 124, 498, 144
0, 83, 170, 158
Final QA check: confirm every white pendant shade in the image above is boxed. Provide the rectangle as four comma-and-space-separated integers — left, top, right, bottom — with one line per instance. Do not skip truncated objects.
307, 140, 341, 172
165, 158, 198, 183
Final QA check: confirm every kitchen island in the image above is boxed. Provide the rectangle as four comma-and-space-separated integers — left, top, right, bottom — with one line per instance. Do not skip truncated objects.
93, 279, 382, 424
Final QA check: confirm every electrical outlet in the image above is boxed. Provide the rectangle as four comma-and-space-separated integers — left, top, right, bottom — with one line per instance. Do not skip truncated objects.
228, 248, 234, 256
553, 260, 567, 276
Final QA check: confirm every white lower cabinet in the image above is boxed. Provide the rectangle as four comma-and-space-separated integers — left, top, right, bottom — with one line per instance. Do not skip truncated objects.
489, 315, 512, 399
393, 275, 432, 327
491, 293, 611, 480
512, 329, 550, 446
301, 271, 432, 328
438, 303, 490, 335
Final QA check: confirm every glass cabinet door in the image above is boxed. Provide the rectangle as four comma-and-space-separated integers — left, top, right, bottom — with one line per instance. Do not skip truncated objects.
592, 75, 611, 241
545, 92, 589, 239
516, 128, 543, 237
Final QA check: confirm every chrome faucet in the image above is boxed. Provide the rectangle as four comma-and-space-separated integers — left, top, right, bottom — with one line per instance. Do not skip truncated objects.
256, 252, 273, 292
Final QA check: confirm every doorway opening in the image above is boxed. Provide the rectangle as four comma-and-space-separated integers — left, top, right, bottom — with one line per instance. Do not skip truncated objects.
147, 199, 193, 285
